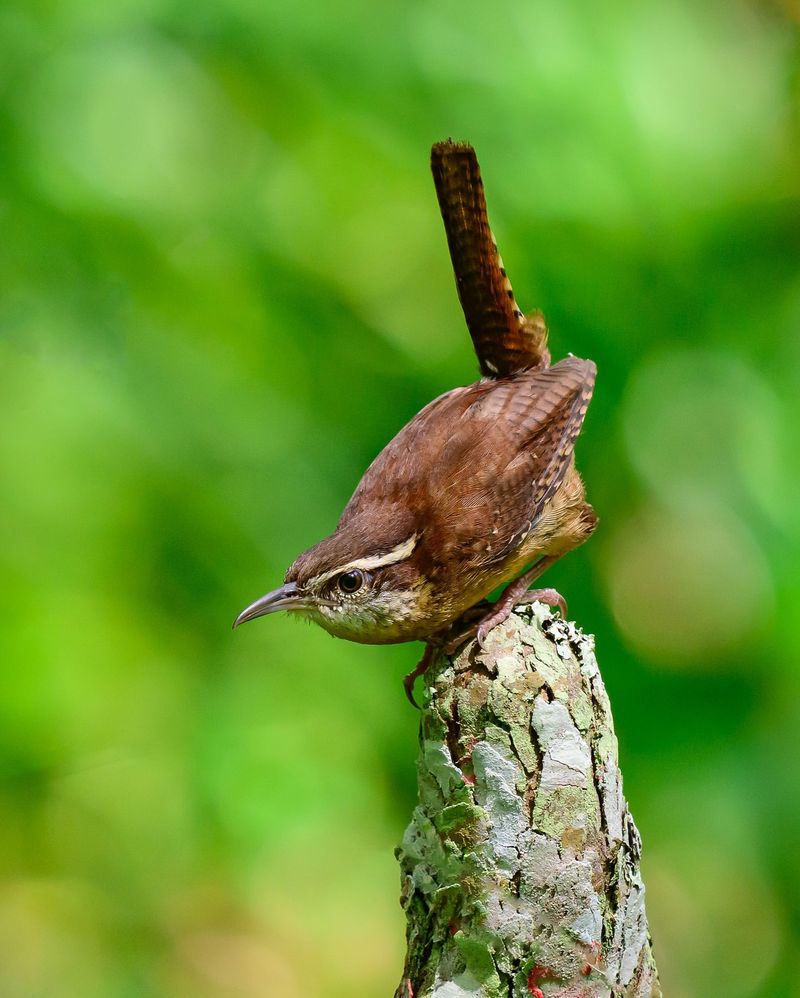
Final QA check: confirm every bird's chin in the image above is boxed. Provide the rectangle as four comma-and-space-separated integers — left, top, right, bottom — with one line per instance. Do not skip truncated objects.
308, 607, 412, 645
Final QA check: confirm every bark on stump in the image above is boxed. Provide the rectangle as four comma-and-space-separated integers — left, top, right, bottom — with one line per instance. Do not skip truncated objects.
395, 604, 660, 998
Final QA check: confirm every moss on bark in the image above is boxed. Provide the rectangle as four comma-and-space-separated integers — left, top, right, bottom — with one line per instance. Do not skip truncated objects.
395, 605, 661, 998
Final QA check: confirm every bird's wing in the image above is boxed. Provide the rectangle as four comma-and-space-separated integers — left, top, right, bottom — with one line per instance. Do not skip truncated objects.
336, 358, 594, 572
431, 140, 550, 377
432, 356, 595, 564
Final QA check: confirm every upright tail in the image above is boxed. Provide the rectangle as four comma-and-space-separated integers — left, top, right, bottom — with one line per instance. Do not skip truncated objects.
431, 140, 550, 377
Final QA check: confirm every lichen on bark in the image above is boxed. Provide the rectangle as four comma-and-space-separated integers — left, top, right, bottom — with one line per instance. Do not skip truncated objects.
395, 604, 661, 998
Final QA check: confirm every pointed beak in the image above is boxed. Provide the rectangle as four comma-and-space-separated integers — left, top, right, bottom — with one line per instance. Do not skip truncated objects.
233, 582, 307, 628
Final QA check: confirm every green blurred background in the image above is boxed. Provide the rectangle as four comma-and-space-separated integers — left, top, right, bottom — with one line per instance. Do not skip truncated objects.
1, 0, 799, 995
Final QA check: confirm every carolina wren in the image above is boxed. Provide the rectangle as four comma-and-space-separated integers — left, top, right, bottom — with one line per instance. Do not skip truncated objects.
235, 140, 597, 702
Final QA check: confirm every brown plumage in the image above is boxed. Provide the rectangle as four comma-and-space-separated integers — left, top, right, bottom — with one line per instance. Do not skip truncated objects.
430, 140, 550, 375
235, 140, 597, 700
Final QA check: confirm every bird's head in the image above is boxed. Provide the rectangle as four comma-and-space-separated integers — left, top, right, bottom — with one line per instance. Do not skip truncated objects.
233, 527, 435, 644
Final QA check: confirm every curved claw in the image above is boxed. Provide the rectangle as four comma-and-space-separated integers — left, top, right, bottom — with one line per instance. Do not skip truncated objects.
402, 643, 438, 709
508, 586, 566, 619
403, 671, 420, 709
527, 588, 567, 618
476, 619, 498, 648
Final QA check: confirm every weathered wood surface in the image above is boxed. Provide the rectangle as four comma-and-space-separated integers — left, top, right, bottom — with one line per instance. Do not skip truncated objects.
395, 604, 660, 998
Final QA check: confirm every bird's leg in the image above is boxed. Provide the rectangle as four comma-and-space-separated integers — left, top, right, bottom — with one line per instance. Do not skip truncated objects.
445, 556, 564, 653
438, 601, 491, 655
403, 641, 439, 709
476, 556, 566, 645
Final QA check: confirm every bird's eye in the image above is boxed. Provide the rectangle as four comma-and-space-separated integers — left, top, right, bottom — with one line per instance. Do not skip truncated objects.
337, 570, 364, 594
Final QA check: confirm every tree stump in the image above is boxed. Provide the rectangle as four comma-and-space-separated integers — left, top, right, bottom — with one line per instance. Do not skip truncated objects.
395, 604, 660, 998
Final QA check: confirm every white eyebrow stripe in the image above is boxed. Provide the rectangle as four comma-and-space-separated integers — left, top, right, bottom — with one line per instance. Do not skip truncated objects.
308, 534, 419, 588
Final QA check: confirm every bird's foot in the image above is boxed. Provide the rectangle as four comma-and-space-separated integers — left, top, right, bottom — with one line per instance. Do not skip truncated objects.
444, 587, 567, 654
509, 587, 567, 619
403, 642, 438, 709
442, 626, 477, 656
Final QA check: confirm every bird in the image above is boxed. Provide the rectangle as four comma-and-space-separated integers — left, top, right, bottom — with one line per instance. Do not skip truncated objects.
234, 140, 597, 704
